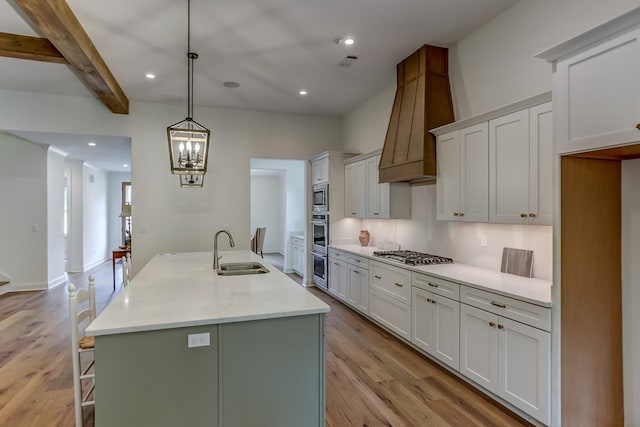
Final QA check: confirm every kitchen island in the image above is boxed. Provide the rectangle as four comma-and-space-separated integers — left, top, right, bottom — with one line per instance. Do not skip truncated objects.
86, 250, 329, 427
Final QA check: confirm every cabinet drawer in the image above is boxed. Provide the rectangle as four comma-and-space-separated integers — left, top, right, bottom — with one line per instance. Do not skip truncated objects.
292, 238, 304, 247
370, 261, 411, 304
412, 272, 460, 300
347, 254, 369, 269
369, 289, 411, 340
328, 248, 346, 261
460, 285, 551, 331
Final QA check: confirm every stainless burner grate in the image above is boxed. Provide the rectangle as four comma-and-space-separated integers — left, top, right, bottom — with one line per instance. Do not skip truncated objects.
372, 250, 453, 266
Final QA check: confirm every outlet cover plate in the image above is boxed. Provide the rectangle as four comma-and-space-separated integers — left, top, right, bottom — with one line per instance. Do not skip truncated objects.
188, 332, 210, 348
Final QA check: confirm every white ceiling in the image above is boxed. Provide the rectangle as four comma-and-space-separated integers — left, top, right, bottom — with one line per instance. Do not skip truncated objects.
0, 0, 518, 170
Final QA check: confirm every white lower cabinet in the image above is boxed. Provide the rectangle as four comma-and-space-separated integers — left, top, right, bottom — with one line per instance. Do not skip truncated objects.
347, 265, 369, 315
411, 287, 460, 370
369, 289, 411, 339
328, 258, 347, 301
291, 237, 305, 276
460, 304, 550, 425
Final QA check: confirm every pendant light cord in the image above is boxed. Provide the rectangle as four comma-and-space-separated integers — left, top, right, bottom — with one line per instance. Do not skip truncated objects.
187, 0, 194, 120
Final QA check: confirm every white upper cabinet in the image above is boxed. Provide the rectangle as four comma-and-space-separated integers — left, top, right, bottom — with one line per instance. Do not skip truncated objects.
311, 156, 329, 184
553, 28, 640, 154
433, 93, 552, 225
436, 123, 489, 222
344, 150, 410, 220
345, 161, 365, 218
489, 104, 552, 225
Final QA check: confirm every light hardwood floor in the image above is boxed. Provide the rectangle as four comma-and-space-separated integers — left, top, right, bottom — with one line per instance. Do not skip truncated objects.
0, 257, 531, 426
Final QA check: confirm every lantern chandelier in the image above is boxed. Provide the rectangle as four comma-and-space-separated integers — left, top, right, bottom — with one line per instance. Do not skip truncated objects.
167, 0, 210, 187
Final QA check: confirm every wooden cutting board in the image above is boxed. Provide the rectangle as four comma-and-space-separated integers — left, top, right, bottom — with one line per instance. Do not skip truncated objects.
501, 247, 533, 278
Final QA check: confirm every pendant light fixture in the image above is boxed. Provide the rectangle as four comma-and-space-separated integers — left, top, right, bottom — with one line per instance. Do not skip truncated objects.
167, 0, 210, 182
179, 173, 205, 188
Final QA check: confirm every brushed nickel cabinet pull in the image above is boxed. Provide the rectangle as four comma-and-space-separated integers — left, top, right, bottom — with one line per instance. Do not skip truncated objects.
351, 212, 357, 215
394, 282, 403, 287
353, 270, 359, 274
374, 275, 382, 279
520, 213, 527, 218
498, 324, 504, 330
453, 212, 459, 217
490, 301, 506, 308
529, 213, 536, 218
459, 213, 464, 217
489, 322, 496, 327
373, 212, 379, 215
428, 282, 438, 288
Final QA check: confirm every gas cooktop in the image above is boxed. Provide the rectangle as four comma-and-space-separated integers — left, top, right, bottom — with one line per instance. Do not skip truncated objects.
372, 250, 454, 266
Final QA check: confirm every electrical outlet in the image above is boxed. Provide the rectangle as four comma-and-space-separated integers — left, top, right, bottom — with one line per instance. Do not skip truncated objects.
480, 234, 488, 247
187, 333, 210, 348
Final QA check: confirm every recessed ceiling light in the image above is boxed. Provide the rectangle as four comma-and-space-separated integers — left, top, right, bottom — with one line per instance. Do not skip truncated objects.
343, 37, 355, 46
299, 90, 308, 96
223, 81, 240, 88
123, 164, 129, 168
145, 73, 156, 79
88, 142, 96, 146
334, 36, 355, 46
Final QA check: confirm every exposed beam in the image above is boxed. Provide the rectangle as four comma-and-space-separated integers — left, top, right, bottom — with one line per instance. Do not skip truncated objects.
14, 0, 129, 114
0, 32, 67, 63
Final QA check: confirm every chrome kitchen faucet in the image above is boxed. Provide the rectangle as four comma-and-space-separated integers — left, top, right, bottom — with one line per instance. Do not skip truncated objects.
213, 230, 235, 269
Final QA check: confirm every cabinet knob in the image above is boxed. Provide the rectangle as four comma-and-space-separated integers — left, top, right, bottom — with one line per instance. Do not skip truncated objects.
636, 123, 640, 131
427, 298, 432, 303
374, 275, 382, 280
431, 299, 436, 304
489, 322, 496, 327
373, 212, 379, 215
529, 213, 536, 218
453, 212, 459, 217
520, 213, 527, 218
459, 213, 464, 217
394, 282, 404, 288
498, 324, 504, 330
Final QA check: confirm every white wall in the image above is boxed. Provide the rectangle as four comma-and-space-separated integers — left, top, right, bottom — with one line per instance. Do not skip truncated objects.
46, 148, 66, 288
622, 158, 640, 426
250, 174, 285, 253
108, 172, 131, 252
82, 164, 108, 270
449, 0, 640, 119
66, 160, 84, 272
0, 132, 48, 292
0, 90, 341, 273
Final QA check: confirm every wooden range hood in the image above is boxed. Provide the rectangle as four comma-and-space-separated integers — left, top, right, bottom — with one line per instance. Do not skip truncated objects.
379, 45, 454, 183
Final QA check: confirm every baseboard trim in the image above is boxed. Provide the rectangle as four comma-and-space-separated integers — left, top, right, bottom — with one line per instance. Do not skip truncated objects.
48, 274, 68, 289
83, 257, 109, 272
0, 281, 49, 295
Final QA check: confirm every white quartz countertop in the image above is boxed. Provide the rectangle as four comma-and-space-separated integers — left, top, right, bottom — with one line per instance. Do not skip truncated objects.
86, 251, 330, 336
330, 244, 552, 307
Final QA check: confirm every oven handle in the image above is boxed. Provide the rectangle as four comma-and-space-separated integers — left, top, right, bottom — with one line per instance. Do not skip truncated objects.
311, 221, 327, 226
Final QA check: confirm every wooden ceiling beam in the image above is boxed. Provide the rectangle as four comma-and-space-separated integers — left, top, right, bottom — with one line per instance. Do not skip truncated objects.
14, 0, 129, 114
0, 32, 67, 64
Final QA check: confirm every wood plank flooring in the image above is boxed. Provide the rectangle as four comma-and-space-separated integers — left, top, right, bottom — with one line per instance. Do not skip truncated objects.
0, 257, 531, 427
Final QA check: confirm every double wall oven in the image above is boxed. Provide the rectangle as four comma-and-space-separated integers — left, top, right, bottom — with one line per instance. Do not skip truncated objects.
311, 213, 328, 288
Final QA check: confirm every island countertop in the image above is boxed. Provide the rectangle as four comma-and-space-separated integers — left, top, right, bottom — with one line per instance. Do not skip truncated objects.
86, 250, 330, 336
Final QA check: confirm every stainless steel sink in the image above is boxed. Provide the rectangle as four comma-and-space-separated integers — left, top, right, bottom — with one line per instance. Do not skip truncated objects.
216, 262, 269, 276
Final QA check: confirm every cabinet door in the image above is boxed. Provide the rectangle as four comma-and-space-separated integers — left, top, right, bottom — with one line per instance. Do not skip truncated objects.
436, 130, 461, 220
460, 304, 499, 394
489, 110, 530, 224
312, 157, 329, 184
365, 155, 383, 218
498, 317, 550, 426
328, 258, 346, 299
345, 161, 366, 218
459, 122, 489, 222
412, 287, 436, 355
369, 289, 411, 340
555, 28, 640, 154
432, 294, 460, 370
348, 266, 369, 315
529, 102, 553, 225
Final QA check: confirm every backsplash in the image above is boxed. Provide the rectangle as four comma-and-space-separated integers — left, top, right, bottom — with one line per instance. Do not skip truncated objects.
332, 184, 553, 280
